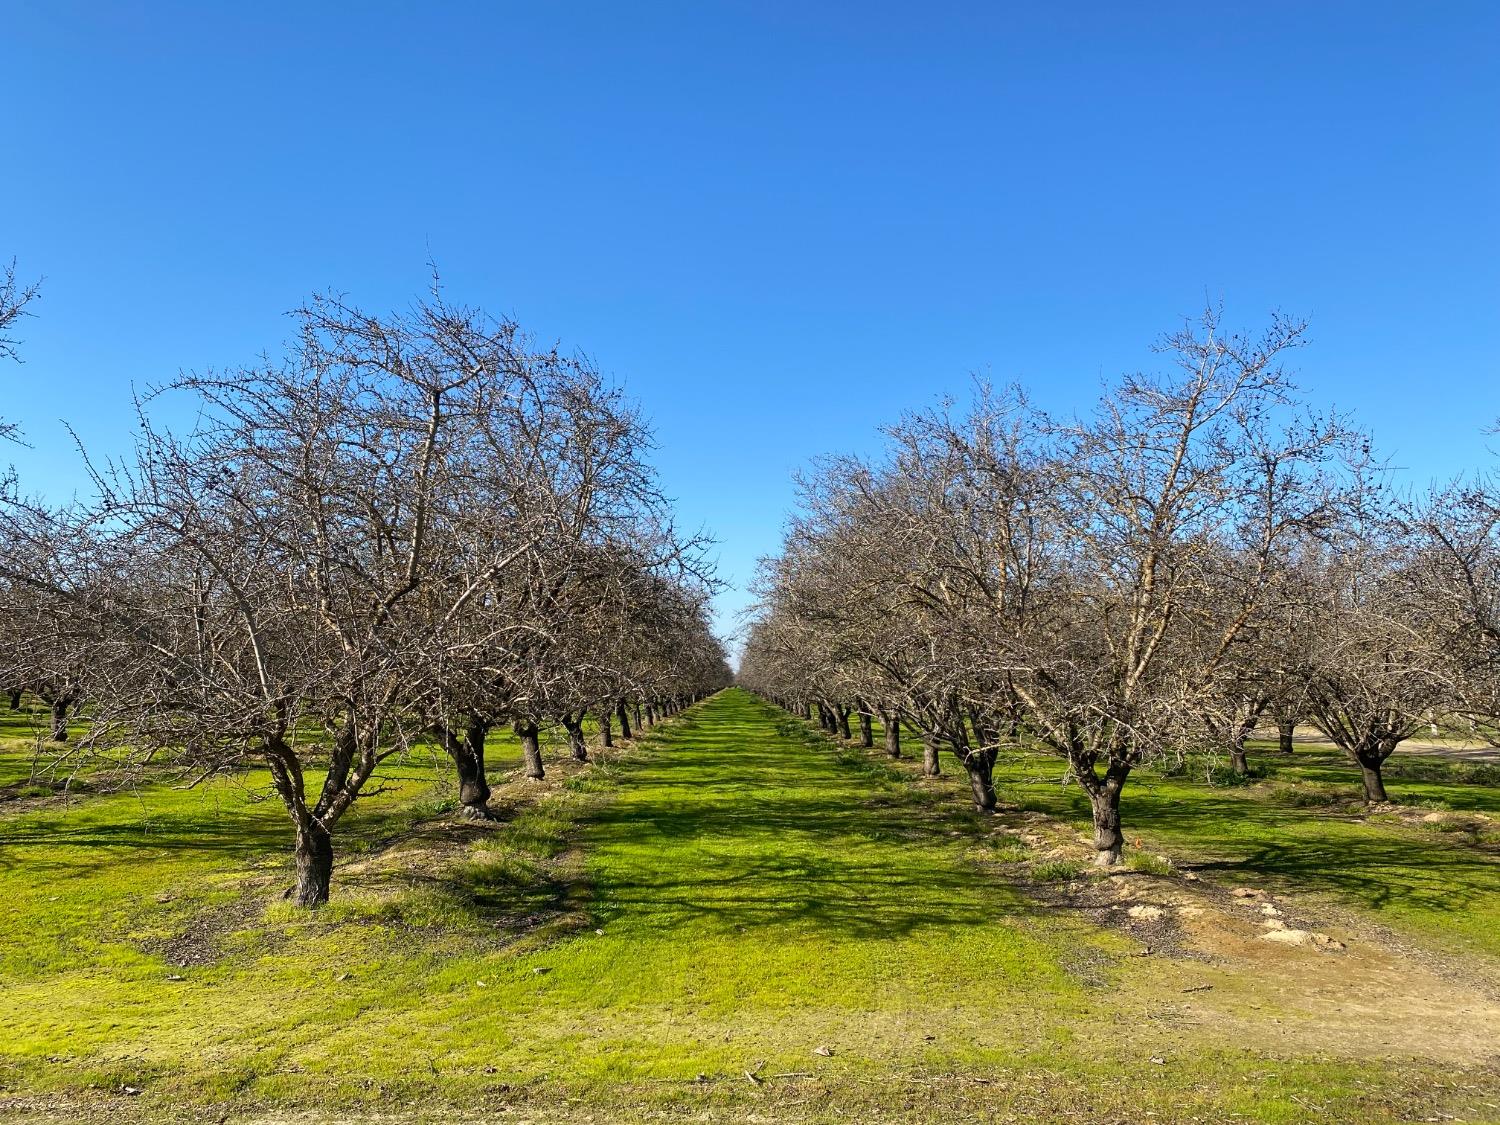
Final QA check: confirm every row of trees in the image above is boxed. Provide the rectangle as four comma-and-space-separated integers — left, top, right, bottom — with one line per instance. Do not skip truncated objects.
0, 280, 730, 904
739, 309, 1499, 865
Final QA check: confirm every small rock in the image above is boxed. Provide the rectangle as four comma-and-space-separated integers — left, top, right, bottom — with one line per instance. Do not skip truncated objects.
1231, 887, 1262, 899
1261, 927, 1311, 945
476, 980, 488, 988
594, 928, 605, 936
1149, 1056, 1166, 1065
122, 1086, 143, 1096
812, 1045, 833, 1057
334, 972, 352, 982
165, 973, 185, 982
532, 967, 550, 975
483, 1066, 497, 1074
1127, 905, 1164, 921
1183, 872, 1199, 882
1311, 932, 1347, 951
1259, 903, 1282, 917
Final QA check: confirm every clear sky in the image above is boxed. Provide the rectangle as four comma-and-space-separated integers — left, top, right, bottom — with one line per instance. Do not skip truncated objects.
4, 1, 1498, 653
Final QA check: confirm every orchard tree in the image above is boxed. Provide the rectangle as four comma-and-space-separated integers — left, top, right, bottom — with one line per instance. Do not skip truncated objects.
747, 309, 1364, 864
0, 284, 720, 905
0, 258, 40, 445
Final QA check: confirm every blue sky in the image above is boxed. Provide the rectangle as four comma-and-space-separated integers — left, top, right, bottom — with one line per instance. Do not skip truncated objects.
4, 1, 1498, 651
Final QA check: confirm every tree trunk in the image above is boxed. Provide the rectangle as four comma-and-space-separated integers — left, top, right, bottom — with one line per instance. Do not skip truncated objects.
1278, 716, 1296, 754
857, 709, 874, 748
881, 710, 901, 758
517, 722, 544, 779
836, 705, 852, 740
1087, 764, 1129, 866
565, 719, 588, 762
963, 750, 997, 813
921, 735, 941, 777
634, 702, 643, 730
644, 704, 656, 727
451, 717, 493, 819
7, 689, 20, 710
50, 699, 69, 742
1229, 745, 1249, 775
1358, 755, 1389, 803
292, 818, 334, 907
600, 712, 613, 747
616, 700, 633, 740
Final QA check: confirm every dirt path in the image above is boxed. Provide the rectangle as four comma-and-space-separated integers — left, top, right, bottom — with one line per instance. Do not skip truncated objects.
1273, 725, 1500, 764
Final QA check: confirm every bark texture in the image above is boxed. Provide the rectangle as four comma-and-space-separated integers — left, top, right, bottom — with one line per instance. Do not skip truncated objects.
293, 819, 334, 907
517, 722, 544, 779
921, 735, 941, 777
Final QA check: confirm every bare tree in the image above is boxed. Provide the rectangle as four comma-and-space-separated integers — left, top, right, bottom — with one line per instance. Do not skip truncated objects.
0, 259, 41, 444
745, 309, 1364, 864
0, 284, 726, 905
1404, 475, 1500, 741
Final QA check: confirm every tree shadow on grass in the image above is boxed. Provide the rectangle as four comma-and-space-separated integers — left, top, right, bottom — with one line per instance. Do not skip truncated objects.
575, 695, 1041, 941
1110, 787, 1500, 924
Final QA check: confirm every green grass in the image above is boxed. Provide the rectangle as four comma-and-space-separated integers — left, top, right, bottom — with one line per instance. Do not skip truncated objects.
850, 709, 1500, 959
0, 691, 1497, 1123
969, 733, 1500, 961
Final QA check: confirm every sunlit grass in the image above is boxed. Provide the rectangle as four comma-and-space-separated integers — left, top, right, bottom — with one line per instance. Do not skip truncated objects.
0, 691, 1495, 1121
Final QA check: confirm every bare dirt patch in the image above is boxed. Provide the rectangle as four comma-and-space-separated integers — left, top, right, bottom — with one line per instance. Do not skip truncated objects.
978, 804, 1500, 1066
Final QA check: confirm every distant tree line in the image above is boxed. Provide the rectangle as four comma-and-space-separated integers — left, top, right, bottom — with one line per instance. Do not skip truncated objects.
0, 276, 731, 905
739, 308, 1499, 866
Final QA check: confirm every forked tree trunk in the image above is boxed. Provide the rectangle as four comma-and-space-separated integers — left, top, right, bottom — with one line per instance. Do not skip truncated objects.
517, 722, 544, 779
1278, 716, 1296, 754
856, 708, 874, 748
921, 735, 941, 777
292, 818, 334, 907
880, 709, 901, 758
601, 712, 613, 748
1229, 744, 1249, 775
616, 700, 633, 740
564, 719, 588, 762
50, 699, 70, 742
